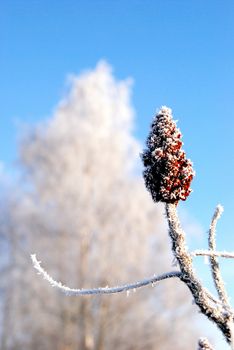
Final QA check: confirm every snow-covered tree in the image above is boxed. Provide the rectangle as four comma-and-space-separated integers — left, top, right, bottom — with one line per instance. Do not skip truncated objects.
0, 62, 199, 350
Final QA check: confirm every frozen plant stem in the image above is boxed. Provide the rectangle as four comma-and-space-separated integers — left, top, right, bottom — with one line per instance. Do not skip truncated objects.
165, 203, 234, 346
208, 205, 230, 308
31, 204, 234, 347
192, 251, 234, 259
31, 254, 181, 296
208, 205, 234, 348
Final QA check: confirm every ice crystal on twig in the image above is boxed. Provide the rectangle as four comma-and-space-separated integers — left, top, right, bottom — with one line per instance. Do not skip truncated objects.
142, 106, 194, 204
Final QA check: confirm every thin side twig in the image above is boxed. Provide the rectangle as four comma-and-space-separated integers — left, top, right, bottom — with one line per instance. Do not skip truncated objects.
208, 205, 230, 308
204, 288, 228, 308
192, 250, 234, 259
31, 254, 181, 296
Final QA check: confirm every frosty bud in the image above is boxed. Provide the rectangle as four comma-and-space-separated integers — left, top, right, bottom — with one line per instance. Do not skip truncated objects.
142, 106, 195, 204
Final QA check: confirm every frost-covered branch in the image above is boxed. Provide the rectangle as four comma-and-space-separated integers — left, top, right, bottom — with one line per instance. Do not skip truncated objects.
31, 254, 181, 296
208, 205, 230, 308
204, 288, 227, 307
192, 250, 234, 259
165, 203, 234, 345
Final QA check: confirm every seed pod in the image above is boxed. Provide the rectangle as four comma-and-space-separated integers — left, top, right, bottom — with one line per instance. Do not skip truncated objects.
142, 106, 195, 204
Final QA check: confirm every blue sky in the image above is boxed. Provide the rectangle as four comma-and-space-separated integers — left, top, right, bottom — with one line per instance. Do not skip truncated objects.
0, 0, 234, 344
1, 0, 233, 235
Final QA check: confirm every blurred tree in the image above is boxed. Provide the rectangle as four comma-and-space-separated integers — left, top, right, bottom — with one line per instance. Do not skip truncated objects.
0, 62, 199, 350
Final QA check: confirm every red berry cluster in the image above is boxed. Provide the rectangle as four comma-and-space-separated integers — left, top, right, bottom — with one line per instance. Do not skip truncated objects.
142, 107, 194, 204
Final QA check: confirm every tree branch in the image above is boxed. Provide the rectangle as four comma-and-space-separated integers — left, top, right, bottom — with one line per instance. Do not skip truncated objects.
191, 250, 234, 259
31, 254, 181, 296
165, 203, 233, 344
208, 205, 230, 308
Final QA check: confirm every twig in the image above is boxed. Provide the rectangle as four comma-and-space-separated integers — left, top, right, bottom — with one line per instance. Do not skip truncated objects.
204, 288, 228, 308
31, 254, 181, 296
208, 205, 230, 310
30, 253, 225, 307
192, 250, 234, 259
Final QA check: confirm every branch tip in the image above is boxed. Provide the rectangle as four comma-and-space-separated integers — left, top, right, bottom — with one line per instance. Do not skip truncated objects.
30, 254, 181, 296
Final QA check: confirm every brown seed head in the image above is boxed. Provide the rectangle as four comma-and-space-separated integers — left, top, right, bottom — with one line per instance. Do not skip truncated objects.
142, 106, 195, 204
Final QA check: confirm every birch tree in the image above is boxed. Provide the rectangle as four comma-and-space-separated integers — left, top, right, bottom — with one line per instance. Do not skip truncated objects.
0, 62, 199, 350
33, 105, 234, 349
